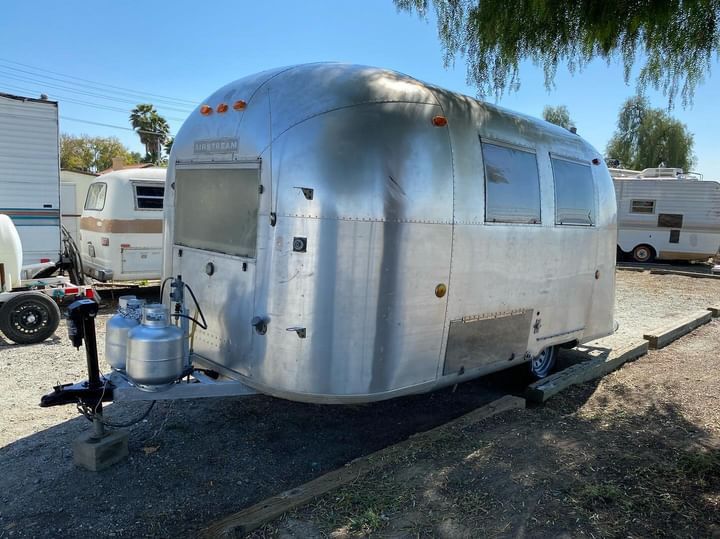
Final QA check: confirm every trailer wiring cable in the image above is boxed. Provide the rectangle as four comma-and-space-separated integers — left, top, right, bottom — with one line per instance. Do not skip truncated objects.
75, 378, 156, 428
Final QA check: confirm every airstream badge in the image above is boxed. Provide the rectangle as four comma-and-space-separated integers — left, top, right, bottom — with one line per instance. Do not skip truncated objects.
193, 138, 239, 154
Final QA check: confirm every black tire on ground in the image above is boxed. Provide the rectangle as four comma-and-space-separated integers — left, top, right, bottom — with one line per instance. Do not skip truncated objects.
632, 244, 655, 263
0, 293, 61, 345
529, 345, 557, 379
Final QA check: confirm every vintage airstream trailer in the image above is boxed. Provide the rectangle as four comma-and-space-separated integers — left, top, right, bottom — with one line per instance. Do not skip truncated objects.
152, 63, 616, 404
81, 168, 166, 281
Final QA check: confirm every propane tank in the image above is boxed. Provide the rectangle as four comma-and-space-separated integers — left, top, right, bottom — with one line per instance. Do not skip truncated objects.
126, 304, 185, 391
105, 296, 145, 372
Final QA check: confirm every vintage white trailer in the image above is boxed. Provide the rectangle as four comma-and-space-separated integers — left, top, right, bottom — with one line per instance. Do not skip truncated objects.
0, 92, 61, 266
610, 168, 720, 262
80, 168, 166, 281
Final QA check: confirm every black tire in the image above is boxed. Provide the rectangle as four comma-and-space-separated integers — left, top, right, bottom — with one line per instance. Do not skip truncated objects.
0, 293, 61, 345
529, 345, 557, 379
632, 244, 654, 263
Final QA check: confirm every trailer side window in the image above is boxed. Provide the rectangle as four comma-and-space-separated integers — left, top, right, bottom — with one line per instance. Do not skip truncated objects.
134, 184, 165, 210
84, 183, 107, 211
175, 167, 259, 258
551, 157, 595, 226
481, 142, 541, 224
658, 213, 683, 228
631, 200, 655, 214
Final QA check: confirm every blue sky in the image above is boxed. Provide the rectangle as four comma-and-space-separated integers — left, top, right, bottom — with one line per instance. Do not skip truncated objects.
1, 0, 718, 178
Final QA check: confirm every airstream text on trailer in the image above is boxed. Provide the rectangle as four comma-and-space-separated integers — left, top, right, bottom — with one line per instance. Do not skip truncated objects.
43, 63, 617, 410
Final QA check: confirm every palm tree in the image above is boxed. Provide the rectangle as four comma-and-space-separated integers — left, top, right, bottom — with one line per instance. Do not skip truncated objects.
129, 104, 170, 164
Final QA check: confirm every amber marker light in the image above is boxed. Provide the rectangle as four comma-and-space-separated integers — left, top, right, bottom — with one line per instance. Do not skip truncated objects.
435, 283, 447, 298
217, 103, 229, 113
233, 100, 247, 111
200, 104, 213, 116
432, 115, 448, 127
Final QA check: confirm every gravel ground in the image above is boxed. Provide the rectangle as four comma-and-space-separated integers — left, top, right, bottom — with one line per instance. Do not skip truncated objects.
0, 270, 718, 537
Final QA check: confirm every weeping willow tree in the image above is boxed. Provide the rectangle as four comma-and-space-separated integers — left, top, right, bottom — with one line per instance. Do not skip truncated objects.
396, 0, 720, 107
542, 105, 574, 129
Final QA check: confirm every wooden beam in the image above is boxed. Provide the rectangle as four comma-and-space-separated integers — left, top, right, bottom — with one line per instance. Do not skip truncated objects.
649, 269, 720, 280
526, 339, 648, 403
643, 310, 713, 349
201, 395, 525, 538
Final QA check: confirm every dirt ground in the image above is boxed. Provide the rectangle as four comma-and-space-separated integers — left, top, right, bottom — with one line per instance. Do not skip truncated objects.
0, 270, 718, 537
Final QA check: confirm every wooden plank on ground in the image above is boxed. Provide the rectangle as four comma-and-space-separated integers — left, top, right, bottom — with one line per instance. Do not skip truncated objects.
201, 395, 525, 538
526, 339, 648, 403
643, 310, 713, 349
649, 269, 720, 280
707, 306, 720, 318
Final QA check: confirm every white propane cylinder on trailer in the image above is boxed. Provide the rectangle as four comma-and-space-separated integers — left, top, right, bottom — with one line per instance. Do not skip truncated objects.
105, 296, 145, 372
0, 214, 23, 291
126, 304, 185, 391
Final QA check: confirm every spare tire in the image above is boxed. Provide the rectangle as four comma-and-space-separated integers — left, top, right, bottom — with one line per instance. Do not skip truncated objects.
0, 293, 61, 345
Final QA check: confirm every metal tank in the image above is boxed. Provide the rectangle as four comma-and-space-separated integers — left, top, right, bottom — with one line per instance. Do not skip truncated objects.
162, 63, 617, 404
105, 296, 144, 371
126, 304, 185, 391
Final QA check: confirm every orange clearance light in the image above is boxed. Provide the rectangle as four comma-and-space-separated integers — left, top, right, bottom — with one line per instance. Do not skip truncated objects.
233, 99, 247, 111
200, 104, 213, 116
432, 115, 448, 127
217, 103, 229, 113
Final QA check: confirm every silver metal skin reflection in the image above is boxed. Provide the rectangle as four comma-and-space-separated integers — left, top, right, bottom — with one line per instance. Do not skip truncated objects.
162, 63, 617, 404
106, 296, 144, 372
126, 305, 185, 391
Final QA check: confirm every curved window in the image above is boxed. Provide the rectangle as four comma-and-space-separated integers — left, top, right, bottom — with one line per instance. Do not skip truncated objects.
84, 182, 107, 211
482, 141, 541, 224
552, 157, 595, 226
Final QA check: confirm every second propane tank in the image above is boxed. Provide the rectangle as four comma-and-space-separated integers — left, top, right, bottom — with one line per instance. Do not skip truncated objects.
126, 304, 185, 391
106, 296, 145, 372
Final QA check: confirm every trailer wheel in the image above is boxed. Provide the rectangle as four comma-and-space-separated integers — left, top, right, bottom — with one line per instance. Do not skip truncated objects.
0, 293, 61, 345
632, 244, 654, 263
529, 346, 557, 379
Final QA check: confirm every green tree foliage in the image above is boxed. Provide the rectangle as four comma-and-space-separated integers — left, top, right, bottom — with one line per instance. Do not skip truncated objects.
606, 96, 695, 170
396, 0, 720, 107
542, 105, 574, 130
60, 134, 139, 173
129, 104, 170, 164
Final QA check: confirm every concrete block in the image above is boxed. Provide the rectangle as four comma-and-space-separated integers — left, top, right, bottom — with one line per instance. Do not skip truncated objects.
73, 429, 129, 471
643, 310, 712, 349
526, 339, 648, 403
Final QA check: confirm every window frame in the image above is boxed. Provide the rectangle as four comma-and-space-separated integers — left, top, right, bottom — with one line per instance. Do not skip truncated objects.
83, 182, 107, 211
132, 181, 165, 211
550, 154, 597, 227
657, 213, 683, 228
480, 138, 542, 225
630, 199, 656, 214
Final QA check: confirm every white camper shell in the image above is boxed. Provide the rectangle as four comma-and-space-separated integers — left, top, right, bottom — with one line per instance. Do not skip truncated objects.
80, 168, 166, 281
0, 93, 61, 266
150, 64, 617, 405
610, 168, 720, 262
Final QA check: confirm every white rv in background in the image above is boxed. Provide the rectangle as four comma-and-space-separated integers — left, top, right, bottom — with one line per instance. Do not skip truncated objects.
611, 168, 720, 262
0, 92, 61, 265
60, 169, 97, 245
80, 168, 166, 281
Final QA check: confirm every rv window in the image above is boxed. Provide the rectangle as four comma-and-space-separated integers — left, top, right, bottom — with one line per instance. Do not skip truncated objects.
658, 213, 683, 228
84, 183, 107, 211
481, 142, 541, 224
631, 200, 655, 214
134, 184, 164, 210
175, 167, 259, 258
551, 157, 595, 226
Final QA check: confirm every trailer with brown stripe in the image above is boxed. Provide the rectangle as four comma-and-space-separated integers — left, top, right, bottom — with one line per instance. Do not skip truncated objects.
80, 168, 166, 281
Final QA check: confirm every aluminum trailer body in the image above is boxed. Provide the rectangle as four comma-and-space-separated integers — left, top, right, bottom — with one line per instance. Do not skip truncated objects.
0, 93, 61, 266
80, 168, 166, 281
162, 63, 617, 404
611, 169, 720, 262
